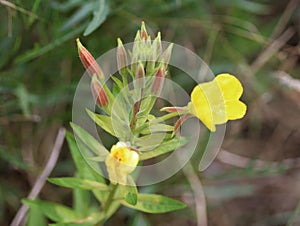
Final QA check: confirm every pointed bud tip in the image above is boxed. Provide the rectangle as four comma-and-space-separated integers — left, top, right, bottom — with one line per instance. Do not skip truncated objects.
76, 38, 83, 49
117, 38, 123, 46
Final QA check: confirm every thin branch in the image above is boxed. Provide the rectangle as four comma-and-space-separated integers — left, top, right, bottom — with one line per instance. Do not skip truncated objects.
183, 162, 207, 226
251, 28, 294, 73
0, 0, 39, 18
274, 71, 300, 93
269, 0, 300, 41
10, 127, 66, 226
217, 149, 300, 170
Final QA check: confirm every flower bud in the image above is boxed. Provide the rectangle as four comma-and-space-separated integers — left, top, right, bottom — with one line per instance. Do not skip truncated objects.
135, 61, 145, 89
151, 65, 166, 95
91, 76, 108, 107
105, 142, 139, 185
117, 38, 128, 77
76, 38, 104, 80
160, 43, 173, 65
140, 21, 149, 41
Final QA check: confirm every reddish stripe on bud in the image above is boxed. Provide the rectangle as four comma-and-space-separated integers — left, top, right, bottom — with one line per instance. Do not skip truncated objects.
135, 62, 145, 88
91, 77, 108, 107
160, 106, 188, 113
117, 38, 128, 74
140, 21, 148, 41
77, 38, 104, 80
151, 66, 166, 95
174, 114, 192, 133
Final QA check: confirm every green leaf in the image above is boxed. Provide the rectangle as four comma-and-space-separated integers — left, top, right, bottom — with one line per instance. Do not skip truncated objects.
140, 123, 174, 135
139, 137, 188, 160
86, 109, 116, 136
118, 176, 138, 206
121, 194, 186, 213
15, 24, 85, 63
73, 188, 90, 217
84, 0, 109, 36
48, 177, 109, 191
111, 76, 124, 91
27, 203, 47, 226
61, 3, 94, 31
65, 131, 105, 183
23, 199, 80, 223
70, 122, 109, 158
125, 192, 138, 206
133, 133, 171, 148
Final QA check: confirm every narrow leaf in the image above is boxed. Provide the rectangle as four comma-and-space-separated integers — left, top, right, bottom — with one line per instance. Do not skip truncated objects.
23, 199, 80, 223
121, 194, 186, 213
86, 109, 116, 136
70, 122, 109, 158
139, 137, 188, 160
84, 0, 109, 36
48, 177, 109, 190
65, 131, 105, 183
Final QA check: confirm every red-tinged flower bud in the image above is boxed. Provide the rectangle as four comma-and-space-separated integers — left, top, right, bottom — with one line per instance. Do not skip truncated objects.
91, 76, 108, 107
174, 114, 192, 133
151, 66, 166, 95
117, 38, 128, 76
135, 62, 145, 88
160, 106, 188, 113
160, 43, 173, 65
140, 21, 149, 41
76, 38, 104, 80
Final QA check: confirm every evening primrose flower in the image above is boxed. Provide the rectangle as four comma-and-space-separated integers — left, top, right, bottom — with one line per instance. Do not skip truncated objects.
105, 142, 139, 185
188, 73, 247, 132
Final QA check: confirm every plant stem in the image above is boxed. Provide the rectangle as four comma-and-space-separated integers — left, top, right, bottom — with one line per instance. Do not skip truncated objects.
104, 184, 118, 213
97, 184, 118, 226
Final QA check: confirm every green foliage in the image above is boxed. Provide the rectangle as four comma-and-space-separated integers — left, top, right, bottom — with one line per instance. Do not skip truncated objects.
121, 194, 186, 213
48, 177, 109, 190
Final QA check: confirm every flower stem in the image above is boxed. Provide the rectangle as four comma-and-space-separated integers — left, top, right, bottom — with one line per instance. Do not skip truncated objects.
104, 184, 118, 213
97, 184, 118, 226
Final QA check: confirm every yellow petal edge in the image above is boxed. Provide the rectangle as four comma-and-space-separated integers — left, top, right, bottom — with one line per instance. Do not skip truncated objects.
190, 73, 247, 132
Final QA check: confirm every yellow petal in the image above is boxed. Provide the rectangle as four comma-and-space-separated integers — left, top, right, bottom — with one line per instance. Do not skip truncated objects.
190, 85, 217, 132
225, 100, 247, 120
190, 73, 247, 131
215, 73, 243, 101
106, 142, 139, 185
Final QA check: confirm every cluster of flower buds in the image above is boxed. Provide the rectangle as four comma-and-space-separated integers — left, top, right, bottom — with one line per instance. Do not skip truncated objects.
76, 38, 109, 108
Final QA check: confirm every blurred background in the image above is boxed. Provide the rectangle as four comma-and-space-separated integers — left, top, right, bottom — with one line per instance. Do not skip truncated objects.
1, 0, 300, 225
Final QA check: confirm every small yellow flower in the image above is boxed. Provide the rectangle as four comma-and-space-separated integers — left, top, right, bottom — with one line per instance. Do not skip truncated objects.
189, 73, 247, 132
105, 142, 139, 185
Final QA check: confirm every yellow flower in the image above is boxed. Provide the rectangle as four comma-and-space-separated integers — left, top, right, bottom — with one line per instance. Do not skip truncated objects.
105, 142, 139, 185
189, 73, 247, 132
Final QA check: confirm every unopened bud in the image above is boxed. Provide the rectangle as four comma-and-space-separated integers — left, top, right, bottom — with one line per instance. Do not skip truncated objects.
117, 38, 128, 77
135, 62, 145, 88
140, 21, 149, 41
77, 38, 104, 80
160, 106, 188, 113
91, 76, 108, 107
160, 43, 173, 65
151, 65, 166, 95
174, 114, 192, 133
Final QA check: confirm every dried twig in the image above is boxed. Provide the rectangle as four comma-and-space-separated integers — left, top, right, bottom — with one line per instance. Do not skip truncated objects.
217, 149, 300, 170
269, 0, 300, 41
183, 162, 207, 226
10, 128, 66, 226
251, 28, 294, 73
0, 0, 39, 18
274, 71, 300, 93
